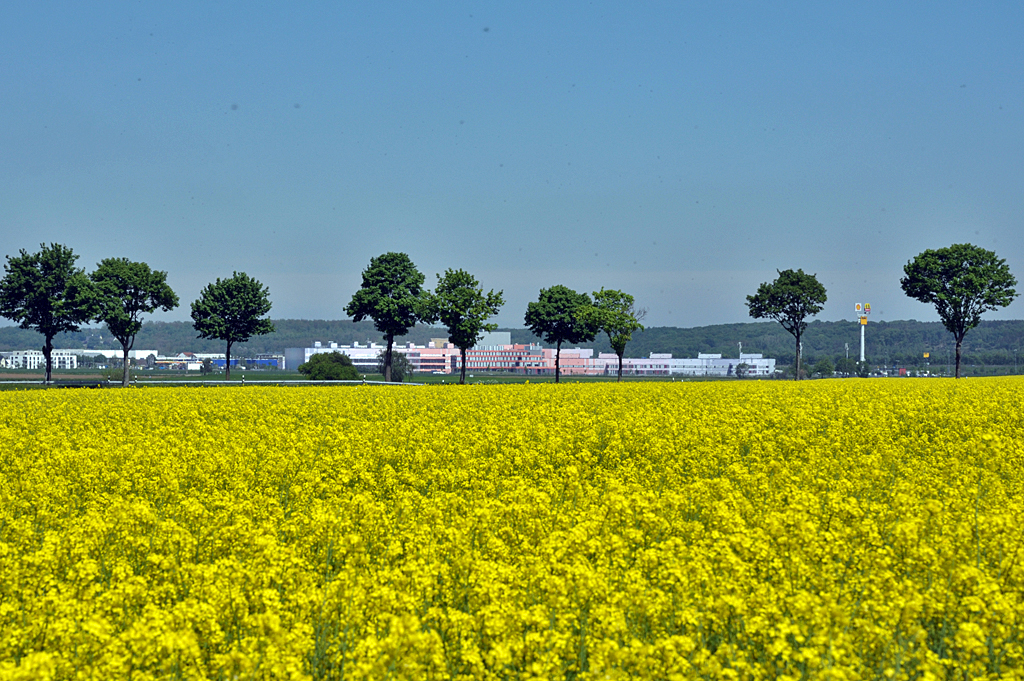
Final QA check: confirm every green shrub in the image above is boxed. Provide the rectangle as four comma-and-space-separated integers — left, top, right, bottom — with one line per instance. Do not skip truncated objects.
297, 352, 361, 381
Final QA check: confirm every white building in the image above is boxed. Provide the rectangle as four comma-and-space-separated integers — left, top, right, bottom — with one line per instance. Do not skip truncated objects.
285, 341, 389, 372
593, 352, 775, 377
283, 340, 777, 378
3, 350, 78, 370
75, 349, 159, 362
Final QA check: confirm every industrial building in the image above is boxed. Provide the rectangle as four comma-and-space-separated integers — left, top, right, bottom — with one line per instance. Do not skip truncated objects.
284, 335, 776, 378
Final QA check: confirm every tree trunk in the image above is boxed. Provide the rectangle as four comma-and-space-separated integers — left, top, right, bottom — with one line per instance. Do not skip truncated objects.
955, 336, 963, 379
43, 336, 53, 383
617, 351, 624, 382
385, 334, 394, 383
460, 347, 467, 385
225, 341, 232, 381
555, 340, 561, 384
794, 332, 801, 381
122, 344, 131, 387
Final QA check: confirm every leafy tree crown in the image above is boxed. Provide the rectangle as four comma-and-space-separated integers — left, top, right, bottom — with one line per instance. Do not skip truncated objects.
746, 269, 827, 337
524, 285, 598, 346
345, 253, 428, 339
191, 272, 275, 344
298, 352, 360, 380
580, 288, 645, 356
92, 258, 178, 350
376, 349, 413, 382
0, 243, 98, 338
427, 268, 504, 351
900, 243, 1017, 340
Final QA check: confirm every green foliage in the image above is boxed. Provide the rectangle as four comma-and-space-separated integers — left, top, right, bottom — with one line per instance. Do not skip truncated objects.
0, 243, 99, 382
345, 253, 429, 382
191, 272, 274, 380
901, 243, 1017, 378
813, 357, 835, 378
91, 258, 178, 387
579, 288, 645, 381
735, 362, 750, 379
747, 269, 827, 380
102, 366, 125, 383
834, 357, 857, 377
524, 285, 597, 383
5, 316, 1023, 373
376, 350, 413, 382
426, 268, 504, 384
298, 352, 361, 381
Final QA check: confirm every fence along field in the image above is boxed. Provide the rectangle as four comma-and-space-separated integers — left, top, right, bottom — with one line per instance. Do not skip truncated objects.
1, 380, 1022, 679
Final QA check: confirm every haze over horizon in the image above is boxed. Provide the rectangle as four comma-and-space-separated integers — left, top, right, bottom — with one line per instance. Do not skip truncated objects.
3, 3, 1022, 329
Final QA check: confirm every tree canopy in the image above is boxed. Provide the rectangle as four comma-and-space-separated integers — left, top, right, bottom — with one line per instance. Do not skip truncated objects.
746, 269, 826, 380
0, 243, 98, 382
524, 285, 597, 383
92, 258, 178, 387
426, 268, 504, 384
297, 352, 361, 381
579, 288, 645, 382
376, 349, 413, 382
900, 243, 1017, 378
345, 253, 429, 382
191, 272, 274, 380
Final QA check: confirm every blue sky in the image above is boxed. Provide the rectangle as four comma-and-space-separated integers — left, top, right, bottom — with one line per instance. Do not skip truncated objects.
2, 2, 1022, 328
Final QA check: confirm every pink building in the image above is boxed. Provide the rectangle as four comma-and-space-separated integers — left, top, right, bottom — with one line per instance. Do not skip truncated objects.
451, 344, 556, 375
289, 338, 774, 377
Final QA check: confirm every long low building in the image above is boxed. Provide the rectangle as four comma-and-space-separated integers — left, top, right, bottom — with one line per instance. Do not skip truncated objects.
286, 341, 389, 373
73, 349, 160, 361
285, 337, 775, 378
597, 353, 776, 377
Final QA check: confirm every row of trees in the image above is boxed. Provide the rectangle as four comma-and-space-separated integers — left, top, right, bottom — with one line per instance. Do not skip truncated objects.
748, 243, 1017, 379
2, 241, 1014, 384
345, 252, 646, 384
0, 245, 645, 386
0, 243, 274, 384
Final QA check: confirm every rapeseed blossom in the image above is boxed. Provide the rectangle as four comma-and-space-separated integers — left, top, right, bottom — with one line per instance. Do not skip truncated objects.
0, 380, 1022, 679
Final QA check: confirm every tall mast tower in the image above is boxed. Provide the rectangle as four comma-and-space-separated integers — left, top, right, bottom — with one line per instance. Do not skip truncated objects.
855, 303, 870, 362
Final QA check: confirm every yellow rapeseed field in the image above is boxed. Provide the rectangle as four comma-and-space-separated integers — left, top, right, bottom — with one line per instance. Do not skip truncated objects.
1, 379, 1022, 680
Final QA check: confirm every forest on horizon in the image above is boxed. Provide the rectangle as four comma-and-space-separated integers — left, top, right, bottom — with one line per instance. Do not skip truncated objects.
2, 318, 1023, 369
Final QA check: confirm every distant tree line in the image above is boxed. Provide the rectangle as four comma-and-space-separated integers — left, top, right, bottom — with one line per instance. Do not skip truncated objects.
6, 316, 1023, 372
1, 243, 1017, 382
343, 252, 644, 383
741, 244, 1017, 378
0, 244, 273, 383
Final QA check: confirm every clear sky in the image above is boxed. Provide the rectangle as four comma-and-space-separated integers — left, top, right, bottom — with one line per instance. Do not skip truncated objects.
2, 2, 1022, 328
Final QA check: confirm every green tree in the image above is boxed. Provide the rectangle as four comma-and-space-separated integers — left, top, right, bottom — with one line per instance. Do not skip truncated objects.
345, 253, 429, 382
579, 288, 645, 382
200, 358, 213, 375
834, 357, 856, 378
524, 285, 598, 383
900, 243, 1017, 379
298, 352, 361, 381
0, 243, 98, 382
735, 362, 750, 379
746, 269, 827, 381
813, 357, 835, 378
190, 272, 274, 380
376, 349, 413, 382
425, 268, 504, 385
91, 258, 178, 387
